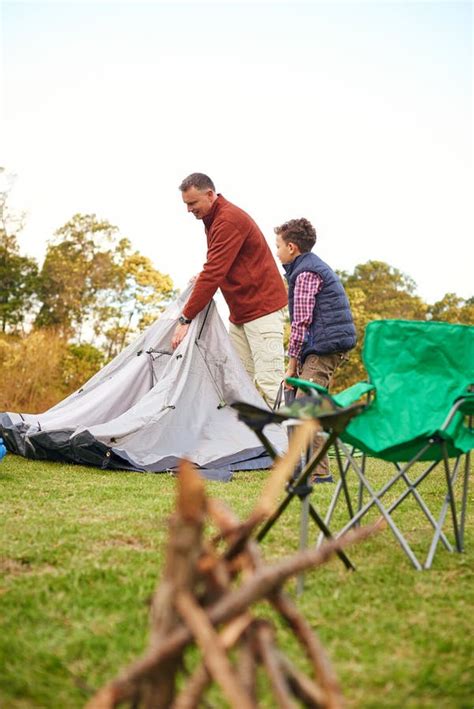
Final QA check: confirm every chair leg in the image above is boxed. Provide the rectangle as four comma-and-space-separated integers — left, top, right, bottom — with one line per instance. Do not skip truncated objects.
254, 428, 279, 460
424, 456, 463, 568
425, 495, 451, 570
257, 491, 294, 542
296, 496, 310, 595
336, 442, 424, 570
316, 441, 357, 548
335, 442, 356, 521
308, 501, 355, 571
459, 451, 470, 551
388, 463, 453, 553
296, 438, 313, 594
316, 478, 343, 549
297, 443, 356, 571
442, 444, 462, 552
357, 456, 365, 522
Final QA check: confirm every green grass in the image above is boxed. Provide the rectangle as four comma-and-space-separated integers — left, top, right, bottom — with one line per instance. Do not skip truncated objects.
0, 454, 473, 708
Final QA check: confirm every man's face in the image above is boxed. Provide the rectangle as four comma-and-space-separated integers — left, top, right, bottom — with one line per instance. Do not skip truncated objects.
181, 187, 215, 220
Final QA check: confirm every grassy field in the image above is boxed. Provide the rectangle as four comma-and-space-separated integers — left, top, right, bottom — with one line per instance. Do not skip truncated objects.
0, 453, 473, 708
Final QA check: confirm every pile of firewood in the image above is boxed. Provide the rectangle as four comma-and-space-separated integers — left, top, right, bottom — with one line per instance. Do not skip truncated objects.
87, 421, 374, 708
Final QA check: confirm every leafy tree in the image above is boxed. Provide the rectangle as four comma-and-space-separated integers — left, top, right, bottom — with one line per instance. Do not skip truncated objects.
97, 239, 176, 357
35, 214, 119, 336
333, 261, 428, 389
340, 260, 427, 321
35, 214, 175, 350
0, 169, 38, 333
427, 293, 474, 325
62, 342, 105, 391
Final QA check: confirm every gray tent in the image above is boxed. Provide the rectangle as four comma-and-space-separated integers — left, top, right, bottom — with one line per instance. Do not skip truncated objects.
0, 289, 287, 481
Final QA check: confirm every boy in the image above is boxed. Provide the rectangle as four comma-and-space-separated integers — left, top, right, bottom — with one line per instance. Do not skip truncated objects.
275, 218, 356, 481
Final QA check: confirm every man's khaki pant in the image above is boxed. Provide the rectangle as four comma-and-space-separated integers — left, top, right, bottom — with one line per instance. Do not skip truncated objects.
229, 308, 285, 408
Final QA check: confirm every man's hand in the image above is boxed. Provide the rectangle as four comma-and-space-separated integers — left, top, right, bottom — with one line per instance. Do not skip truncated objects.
171, 323, 190, 350
284, 356, 298, 388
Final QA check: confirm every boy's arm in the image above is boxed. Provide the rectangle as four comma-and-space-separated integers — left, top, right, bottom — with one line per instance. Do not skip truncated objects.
285, 271, 323, 384
284, 356, 298, 383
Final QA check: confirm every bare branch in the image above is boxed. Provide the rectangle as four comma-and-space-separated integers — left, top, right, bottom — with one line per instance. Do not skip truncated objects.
270, 592, 343, 709
255, 622, 298, 709
175, 591, 256, 709
172, 613, 253, 709
277, 652, 325, 708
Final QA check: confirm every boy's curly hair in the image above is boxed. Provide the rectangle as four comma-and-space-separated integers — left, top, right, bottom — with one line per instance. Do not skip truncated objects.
274, 218, 316, 253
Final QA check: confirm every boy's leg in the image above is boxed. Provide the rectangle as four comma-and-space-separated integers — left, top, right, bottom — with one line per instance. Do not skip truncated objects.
241, 309, 285, 408
298, 352, 347, 479
229, 322, 255, 381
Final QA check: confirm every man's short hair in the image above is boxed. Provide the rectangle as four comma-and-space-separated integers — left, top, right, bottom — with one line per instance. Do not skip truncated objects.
179, 173, 216, 192
274, 218, 317, 253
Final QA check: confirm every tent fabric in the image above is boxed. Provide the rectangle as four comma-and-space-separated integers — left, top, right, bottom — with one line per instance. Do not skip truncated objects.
0, 289, 287, 481
339, 319, 474, 461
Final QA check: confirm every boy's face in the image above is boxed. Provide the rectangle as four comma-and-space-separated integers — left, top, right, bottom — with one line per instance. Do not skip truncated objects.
275, 233, 299, 265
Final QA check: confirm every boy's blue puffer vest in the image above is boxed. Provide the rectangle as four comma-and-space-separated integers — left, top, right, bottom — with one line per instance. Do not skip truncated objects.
284, 252, 356, 361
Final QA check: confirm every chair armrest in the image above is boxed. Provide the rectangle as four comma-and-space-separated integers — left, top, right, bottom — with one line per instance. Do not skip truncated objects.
286, 377, 328, 395
440, 390, 474, 431
285, 377, 375, 408
456, 391, 474, 416
332, 382, 375, 408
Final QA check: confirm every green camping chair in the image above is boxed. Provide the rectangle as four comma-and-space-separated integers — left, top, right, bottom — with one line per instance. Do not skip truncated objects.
288, 319, 474, 570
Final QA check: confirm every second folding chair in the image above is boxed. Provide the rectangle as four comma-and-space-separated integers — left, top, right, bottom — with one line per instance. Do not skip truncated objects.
288, 319, 474, 570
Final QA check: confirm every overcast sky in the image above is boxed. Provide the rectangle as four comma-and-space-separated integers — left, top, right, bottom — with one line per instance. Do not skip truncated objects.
2, 0, 473, 311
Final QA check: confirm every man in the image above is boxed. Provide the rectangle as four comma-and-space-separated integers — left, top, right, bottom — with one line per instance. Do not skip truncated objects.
171, 172, 287, 408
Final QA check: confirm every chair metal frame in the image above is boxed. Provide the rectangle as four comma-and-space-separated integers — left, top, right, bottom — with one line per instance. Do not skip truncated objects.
232, 399, 365, 591
290, 364, 473, 571
255, 423, 355, 573
322, 433, 471, 570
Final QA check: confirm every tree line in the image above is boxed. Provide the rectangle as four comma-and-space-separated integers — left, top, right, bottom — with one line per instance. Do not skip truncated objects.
1, 169, 473, 410
1, 187, 175, 353
1, 171, 176, 410
333, 262, 473, 388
